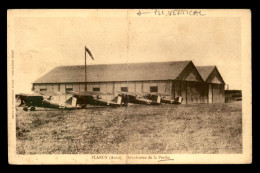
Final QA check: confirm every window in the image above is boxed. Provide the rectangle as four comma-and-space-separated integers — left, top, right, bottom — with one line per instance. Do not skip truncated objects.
40, 84, 47, 91
150, 86, 158, 93
65, 84, 73, 92
66, 88, 73, 91
121, 87, 128, 92
93, 87, 100, 91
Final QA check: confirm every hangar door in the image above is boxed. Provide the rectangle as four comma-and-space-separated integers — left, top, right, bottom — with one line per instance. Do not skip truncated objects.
212, 84, 225, 103
208, 84, 212, 103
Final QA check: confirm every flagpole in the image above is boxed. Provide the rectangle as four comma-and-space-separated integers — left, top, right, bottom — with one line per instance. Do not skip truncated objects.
85, 47, 87, 92
84, 46, 94, 93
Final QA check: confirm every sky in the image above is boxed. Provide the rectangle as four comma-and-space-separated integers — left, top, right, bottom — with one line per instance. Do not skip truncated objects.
13, 11, 241, 93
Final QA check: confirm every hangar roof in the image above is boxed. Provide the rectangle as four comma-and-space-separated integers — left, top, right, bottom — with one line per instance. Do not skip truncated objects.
196, 66, 225, 84
196, 66, 215, 81
33, 61, 204, 84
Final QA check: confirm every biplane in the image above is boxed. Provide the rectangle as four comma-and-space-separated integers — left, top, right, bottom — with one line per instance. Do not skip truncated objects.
16, 90, 123, 111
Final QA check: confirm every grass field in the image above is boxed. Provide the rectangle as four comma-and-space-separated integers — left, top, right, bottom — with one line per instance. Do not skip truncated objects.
16, 101, 242, 154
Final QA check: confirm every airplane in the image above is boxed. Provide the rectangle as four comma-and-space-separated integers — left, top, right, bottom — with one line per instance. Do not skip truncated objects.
16, 92, 71, 111
66, 91, 123, 107
16, 90, 123, 111
117, 91, 153, 105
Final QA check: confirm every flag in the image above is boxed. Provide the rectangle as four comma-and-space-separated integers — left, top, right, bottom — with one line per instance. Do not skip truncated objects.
85, 46, 94, 60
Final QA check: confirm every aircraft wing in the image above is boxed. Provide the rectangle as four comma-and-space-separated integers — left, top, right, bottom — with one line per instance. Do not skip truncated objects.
144, 92, 169, 96
35, 91, 64, 96
117, 91, 143, 96
16, 93, 42, 97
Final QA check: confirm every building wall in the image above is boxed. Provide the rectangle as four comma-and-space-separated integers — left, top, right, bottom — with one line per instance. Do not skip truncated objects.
142, 82, 150, 93
107, 83, 114, 94
114, 82, 121, 94
128, 82, 135, 92
33, 81, 172, 100
135, 82, 142, 93
52, 84, 59, 92
73, 84, 80, 92
33, 81, 225, 104
172, 81, 208, 104
212, 84, 225, 103
34, 84, 40, 91
79, 84, 85, 91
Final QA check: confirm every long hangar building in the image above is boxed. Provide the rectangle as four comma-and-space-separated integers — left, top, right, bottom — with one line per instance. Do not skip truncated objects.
32, 61, 226, 104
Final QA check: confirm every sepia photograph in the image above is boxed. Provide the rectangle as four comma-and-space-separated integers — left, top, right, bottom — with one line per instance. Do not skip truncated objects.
7, 9, 252, 164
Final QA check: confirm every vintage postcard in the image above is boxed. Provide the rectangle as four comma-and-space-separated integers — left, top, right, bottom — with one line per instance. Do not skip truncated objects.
7, 9, 252, 164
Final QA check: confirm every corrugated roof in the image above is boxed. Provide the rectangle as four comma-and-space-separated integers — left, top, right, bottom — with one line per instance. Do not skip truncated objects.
196, 66, 215, 81
33, 61, 192, 84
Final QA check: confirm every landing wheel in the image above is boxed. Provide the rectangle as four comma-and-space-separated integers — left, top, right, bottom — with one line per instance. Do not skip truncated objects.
80, 104, 86, 109
23, 107, 28, 111
30, 106, 36, 111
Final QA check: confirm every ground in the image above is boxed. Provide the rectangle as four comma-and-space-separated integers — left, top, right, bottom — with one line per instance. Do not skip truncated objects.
16, 101, 242, 154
